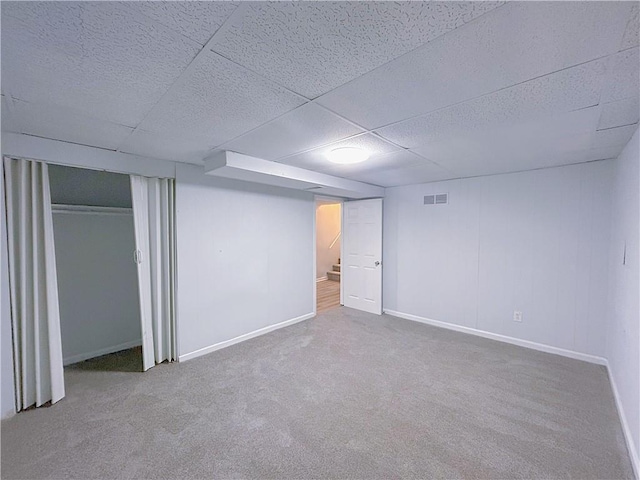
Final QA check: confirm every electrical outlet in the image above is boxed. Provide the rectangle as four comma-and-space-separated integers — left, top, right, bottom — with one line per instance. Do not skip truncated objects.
513, 310, 523, 322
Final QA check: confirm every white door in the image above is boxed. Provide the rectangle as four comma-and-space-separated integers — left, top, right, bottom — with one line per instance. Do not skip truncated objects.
130, 176, 155, 372
342, 198, 383, 314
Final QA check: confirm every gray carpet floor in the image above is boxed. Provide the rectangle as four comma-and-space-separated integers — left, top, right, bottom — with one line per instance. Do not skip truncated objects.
1, 308, 634, 479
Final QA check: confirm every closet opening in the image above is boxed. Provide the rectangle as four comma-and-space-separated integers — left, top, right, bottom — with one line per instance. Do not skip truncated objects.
49, 165, 143, 372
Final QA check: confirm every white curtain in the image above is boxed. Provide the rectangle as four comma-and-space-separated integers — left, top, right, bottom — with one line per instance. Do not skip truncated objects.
3, 157, 65, 410
130, 176, 176, 371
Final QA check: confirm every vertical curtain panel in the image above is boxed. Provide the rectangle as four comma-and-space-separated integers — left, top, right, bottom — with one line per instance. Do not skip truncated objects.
130, 176, 177, 371
3, 157, 65, 410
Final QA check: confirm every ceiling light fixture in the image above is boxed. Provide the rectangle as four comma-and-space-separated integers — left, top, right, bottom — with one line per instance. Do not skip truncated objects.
326, 147, 369, 165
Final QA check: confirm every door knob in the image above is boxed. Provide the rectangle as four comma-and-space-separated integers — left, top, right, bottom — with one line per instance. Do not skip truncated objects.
375, 261, 380, 266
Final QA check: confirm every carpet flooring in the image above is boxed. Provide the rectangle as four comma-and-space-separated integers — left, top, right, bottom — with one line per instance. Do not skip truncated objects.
1, 308, 634, 479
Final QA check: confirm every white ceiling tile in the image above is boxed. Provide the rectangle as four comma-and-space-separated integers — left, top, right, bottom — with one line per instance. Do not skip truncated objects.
411, 115, 598, 178
277, 133, 402, 175
353, 161, 456, 187
565, 146, 625, 163
118, 130, 216, 164
376, 62, 606, 149
222, 104, 364, 161
122, 1, 239, 46
317, 2, 630, 129
1, 95, 17, 132
598, 97, 640, 130
210, 1, 504, 99
592, 125, 637, 149
137, 51, 306, 146
601, 47, 640, 103
621, 4, 639, 50
3, 98, 134, 150
335, 149, 425, 179
1, 2, 201, 126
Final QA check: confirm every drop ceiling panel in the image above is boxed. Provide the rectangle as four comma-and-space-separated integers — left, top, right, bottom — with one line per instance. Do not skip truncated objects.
118, 130, 217, 164
1, 95, 16, 132
209, 1, 504, 99
601, 47, 640, 103
0, 2, 201, 126
412, 118, 597, 178
222, 103, 364, 161
354, 161, 456, 188
598, 97, 640, 130
3, 97, 134, 151
276, 133, 402, 175
122, 1, 239, 46
317, 2, 630, 129
377, 62, 606, 149
621, 4, 639, 50
137, 51, 306, 147
592, 125, 637, 149
336, 149, 426, 179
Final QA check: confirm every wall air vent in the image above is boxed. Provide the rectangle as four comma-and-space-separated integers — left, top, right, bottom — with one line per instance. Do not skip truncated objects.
424, 193, 448, 205
435, 193, 448, 204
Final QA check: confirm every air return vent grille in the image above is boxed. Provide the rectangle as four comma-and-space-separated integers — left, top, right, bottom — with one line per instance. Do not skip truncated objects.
424, 193, 448, 205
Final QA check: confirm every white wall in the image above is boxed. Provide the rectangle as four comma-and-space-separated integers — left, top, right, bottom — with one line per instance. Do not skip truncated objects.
175, 163, 315, 359
316, 203, 341, 279
1, 166, 16, 419
52, 211, 141, 365
384, 160, 613, 358
606, 127, 639, 471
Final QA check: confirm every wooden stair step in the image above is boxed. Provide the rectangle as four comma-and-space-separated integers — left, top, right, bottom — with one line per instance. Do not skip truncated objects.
332, 264, 341, 272
327, 271, 341, 281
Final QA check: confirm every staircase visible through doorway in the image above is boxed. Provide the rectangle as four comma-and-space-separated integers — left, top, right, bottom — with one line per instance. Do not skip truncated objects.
327, 259, 340, 281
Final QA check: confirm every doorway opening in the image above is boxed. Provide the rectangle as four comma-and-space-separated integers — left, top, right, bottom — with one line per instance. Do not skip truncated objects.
315, 198, 342, 314
49, 165, 143, 372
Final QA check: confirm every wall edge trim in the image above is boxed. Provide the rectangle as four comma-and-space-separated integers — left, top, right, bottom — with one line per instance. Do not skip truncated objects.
606, 359, 640, 479
178, 312, 315, 363
383, 309, 607, 365
63, 340, 142, 366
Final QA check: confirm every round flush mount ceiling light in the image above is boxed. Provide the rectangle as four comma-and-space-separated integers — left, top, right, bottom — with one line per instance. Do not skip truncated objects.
326, 147, 369, 165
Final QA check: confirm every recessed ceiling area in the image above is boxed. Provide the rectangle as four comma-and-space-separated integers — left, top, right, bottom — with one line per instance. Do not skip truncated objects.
1, 1, 638, 187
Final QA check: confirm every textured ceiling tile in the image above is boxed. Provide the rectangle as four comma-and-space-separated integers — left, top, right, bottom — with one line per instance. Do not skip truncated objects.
118, 129, 217, 164
317, 2, 630, 129
377, 61, 606, 149
210, 1, 504, 98
334, 149, 425, 179
601, 48, 640, 103
598, 97, 640, 130
123, 1, 239, 46
277, 133, 401, 175
353, 161, 456, 187
4, 98, 134, 150
558, 146, 625, 165
1, 95, 17, 132
592, 125, 637, 149
621, 4, 639, 50
222, 103, 364, 161
1, 2, 201, 126
411, 117, 597, 178
137, 52, 306, 146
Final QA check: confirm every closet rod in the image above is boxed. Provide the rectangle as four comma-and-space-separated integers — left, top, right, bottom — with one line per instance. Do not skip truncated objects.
51, 204, 133, 216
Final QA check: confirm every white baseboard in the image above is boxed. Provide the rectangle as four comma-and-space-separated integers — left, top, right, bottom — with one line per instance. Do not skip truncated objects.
316, 276, 328, 282
179, 312, 315, 363
606, 360, 640, 479
63, 339, 142, 366
383, 310, 607, 366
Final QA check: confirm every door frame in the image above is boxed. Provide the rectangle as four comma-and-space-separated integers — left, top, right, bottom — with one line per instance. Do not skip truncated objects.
313, 195, 344, 316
